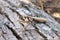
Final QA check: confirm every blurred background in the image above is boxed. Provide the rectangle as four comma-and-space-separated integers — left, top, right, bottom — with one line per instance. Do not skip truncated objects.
29, 0, 60, 23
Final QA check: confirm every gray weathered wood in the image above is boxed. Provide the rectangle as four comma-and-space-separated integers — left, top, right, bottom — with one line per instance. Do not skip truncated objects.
0, 0, 60, 40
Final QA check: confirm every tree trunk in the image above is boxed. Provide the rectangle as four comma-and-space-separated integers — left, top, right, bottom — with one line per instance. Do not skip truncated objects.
0, 0, 60, 40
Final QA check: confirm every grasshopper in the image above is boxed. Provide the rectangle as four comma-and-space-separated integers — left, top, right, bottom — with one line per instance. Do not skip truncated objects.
19, 16, 46, 31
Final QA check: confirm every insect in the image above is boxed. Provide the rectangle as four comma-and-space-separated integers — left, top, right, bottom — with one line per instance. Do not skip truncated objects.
19, 16, 46, 31
19, 17, 31, 31
26, 16, 47, 23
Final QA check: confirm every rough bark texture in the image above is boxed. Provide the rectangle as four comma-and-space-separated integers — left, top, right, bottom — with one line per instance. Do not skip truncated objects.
0, 0, 60, 40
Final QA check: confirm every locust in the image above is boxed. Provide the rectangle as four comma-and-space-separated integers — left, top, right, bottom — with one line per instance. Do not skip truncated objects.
27, 16, 47, 22
19, 16, 47, 31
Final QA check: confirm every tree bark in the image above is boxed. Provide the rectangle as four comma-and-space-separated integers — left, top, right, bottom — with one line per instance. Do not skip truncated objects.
0, 0, 60, 40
